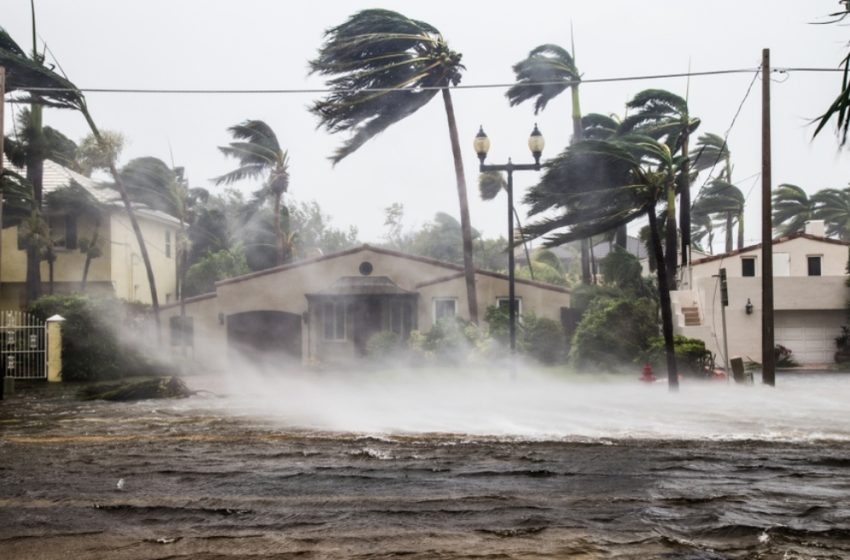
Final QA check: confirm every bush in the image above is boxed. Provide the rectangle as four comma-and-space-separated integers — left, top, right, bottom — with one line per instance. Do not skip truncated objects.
570, 297, 657, 371
365, 330, 405, 360
484, 306, 566, 364
28, 294, 170, 382
775, 344, 799, 368
643, 335, 712, 376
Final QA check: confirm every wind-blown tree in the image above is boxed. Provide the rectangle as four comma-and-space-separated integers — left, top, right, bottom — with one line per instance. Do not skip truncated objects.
1, 26, 163, 326
814, 3, 850, 145
812, 187, 850, 240
478, 170, 536, 279
690, 205, 716, 255
772, 183, 816, 237
620, 89, 700, 280
522, 135, 680, 389
214, 120, 291, 267
506, 43, 594, 284
693, 179, 745, 251
309, 9, 479, 322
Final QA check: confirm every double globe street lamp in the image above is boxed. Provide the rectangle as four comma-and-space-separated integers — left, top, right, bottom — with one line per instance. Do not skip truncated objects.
473, 124, 545, 354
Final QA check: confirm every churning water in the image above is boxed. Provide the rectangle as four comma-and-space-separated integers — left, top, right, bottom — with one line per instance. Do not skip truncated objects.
1, 369, 849, 559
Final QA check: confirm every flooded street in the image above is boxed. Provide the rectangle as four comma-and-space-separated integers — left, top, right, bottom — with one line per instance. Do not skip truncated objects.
1, 372, 850, 559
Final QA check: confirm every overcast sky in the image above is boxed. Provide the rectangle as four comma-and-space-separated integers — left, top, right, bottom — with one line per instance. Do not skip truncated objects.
3, 0, 849, 249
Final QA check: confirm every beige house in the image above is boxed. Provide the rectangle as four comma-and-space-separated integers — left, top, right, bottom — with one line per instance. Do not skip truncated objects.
0, 158, 179, 308
672, 220, 850, 365
161, 245, 571, 367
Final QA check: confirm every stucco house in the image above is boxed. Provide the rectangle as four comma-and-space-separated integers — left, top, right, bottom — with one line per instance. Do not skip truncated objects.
672, 220, 850, 366
161, 245, 571, 367
0, 157, 179, 308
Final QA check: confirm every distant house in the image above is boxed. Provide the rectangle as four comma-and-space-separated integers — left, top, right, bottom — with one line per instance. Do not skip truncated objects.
160, 244, 571, 367
0, 158, 179, 308
672, 220, 850, 365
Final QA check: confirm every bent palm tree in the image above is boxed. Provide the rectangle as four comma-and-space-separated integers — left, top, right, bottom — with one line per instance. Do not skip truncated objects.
506, 43, 595, 283
621, 89, 700, 277
522, 135, 680, 389
812, 187, 850, 240
310, 9, 479, 322
772, 183, 815, 237
214, 120, 290, 267
43, 181, 103, 288
694, 179, 745, 251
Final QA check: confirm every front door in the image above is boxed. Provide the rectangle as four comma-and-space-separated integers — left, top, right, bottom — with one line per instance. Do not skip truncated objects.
352, 298, 382, 356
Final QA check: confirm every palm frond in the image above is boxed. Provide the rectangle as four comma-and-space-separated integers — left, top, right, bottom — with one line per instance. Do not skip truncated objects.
506, 43, 578, 114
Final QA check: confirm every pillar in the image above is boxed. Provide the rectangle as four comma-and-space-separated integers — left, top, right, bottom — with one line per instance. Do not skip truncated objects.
46, 315, 65, 382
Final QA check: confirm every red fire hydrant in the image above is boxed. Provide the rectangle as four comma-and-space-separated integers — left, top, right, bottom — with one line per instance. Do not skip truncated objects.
640, 363, 657, 383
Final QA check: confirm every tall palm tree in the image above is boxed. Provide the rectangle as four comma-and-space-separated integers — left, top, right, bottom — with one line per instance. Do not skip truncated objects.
814, 3, 850, 145
812, 187, 850, 240
620, 89, 700, 280
521, 135, 681, 389
43, 181, 103, 288
2, 26, 162, 326
693, 179, 745, 251
772, 183, 815, 237
214, 120, 290, 267
310, 9, 479, 322
506, 43, 594, 284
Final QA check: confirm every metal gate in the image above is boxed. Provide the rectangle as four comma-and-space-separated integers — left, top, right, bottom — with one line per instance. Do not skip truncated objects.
0, 310, 47, 380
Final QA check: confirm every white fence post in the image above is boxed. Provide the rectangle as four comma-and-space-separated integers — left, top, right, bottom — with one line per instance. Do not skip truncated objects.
46, 315, 65, 382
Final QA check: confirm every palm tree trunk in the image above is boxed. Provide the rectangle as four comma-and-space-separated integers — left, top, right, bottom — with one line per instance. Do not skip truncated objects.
679, 131, 691, 266
589, 237, 597, 285
725, 212, 734, 253
81, 221, 99, 289
615, 225, 628, 249
737, 211, 744, 250
24, 104, 44, 303
273, 193, 285, 266
665, 179, 678, 290
648, 202, 679, 391
441, 87, 478, 324
80, 105, 161, 338
570, 84, 592, 285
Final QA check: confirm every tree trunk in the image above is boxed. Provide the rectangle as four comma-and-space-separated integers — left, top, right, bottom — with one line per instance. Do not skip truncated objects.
81, 105, 160, 338
725, 212, 734, 253
273, 193, 285, 266
81, 220, 100, 289
679, 130, 691, 266
648, 203, 679, 391
441, 87, 478, 324
24, 104, 44, 303
615, 225, 628, 249
737, 211, 744, 250
570, 84, 593, 285
665, 178, 678, 290
589, 238, 597, 284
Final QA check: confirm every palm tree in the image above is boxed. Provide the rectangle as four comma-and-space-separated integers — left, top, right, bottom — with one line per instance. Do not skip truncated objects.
2, 26, 163, 327
693, 179, 745, 252
506, 43, 594, 284
43, 181, 103, 289
521, 135, 681, 388
309, 9, 479, 322
814, 4, 850, 145
772, 183, 815, 237
620, 89, 700, 280
689, 208, 716, 255
214, 120, 290, 267
812, 187, 850, 240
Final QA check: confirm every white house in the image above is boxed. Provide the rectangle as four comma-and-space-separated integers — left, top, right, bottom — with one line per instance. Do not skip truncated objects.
672, 220, 849, 366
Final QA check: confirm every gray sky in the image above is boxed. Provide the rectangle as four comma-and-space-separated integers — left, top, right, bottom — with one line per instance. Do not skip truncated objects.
3, 0, 849, 248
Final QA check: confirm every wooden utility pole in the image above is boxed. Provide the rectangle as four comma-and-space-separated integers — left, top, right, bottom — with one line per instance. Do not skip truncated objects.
1, 66, 5, 401
761, 48, 776, 386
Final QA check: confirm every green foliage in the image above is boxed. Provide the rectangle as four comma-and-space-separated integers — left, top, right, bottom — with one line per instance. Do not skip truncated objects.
569, 283, 626, 314
365, 330, 405, 360
598, 247, 656, 299
775, 344, 799, 368
570, 297, 658, 371
643, 335, 711, 376
27, 294, 169, 382
483, 306, 566, 364
183, 249, 250, 297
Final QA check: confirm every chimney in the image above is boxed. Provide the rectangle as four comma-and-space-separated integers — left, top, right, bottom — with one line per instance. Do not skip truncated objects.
804, 220, 825, 237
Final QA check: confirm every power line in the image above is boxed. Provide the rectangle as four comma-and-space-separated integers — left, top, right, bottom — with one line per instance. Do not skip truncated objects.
8, 66, 841, 96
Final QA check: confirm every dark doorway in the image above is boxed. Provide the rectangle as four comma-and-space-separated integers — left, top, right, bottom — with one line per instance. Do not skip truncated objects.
226, 310, 302, 362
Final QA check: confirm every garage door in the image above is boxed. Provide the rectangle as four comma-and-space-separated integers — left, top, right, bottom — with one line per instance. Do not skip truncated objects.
775, 310, 844, 365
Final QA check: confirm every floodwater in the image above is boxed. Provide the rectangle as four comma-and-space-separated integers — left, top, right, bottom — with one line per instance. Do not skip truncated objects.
1, 370, 849, 559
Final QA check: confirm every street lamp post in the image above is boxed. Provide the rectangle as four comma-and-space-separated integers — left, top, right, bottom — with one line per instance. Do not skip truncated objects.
473, 124, 545, 354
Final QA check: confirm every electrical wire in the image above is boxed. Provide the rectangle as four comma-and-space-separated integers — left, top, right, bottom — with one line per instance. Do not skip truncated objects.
10, 66, 842, 96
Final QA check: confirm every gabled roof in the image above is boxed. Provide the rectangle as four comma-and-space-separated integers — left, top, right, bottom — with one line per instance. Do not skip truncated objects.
216, 244, 570, 294
3, 156, 180, 226
691, 232, 850, 266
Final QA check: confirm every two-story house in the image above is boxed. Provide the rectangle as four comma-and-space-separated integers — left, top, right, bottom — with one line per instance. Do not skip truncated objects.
671, 220, 850, 366
1, 158, 179, 308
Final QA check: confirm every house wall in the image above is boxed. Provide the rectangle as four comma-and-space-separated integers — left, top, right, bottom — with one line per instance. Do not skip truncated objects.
676, 236, 850, 365
109, 213, 178, 305
161, 247, 571, 370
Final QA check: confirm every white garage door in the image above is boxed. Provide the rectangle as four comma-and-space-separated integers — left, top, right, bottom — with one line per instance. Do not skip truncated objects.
775, 310, 845, 365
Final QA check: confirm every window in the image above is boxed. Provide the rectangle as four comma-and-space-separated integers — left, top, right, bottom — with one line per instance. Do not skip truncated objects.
322, 301, 346, 341
807, 255, 822, 277
385, 300, 413, 336
47, 215, 77, 250
433, 298, 457, 322
496, 297, 522, 316
741, 257, 756, 277
165, 231, 172, 258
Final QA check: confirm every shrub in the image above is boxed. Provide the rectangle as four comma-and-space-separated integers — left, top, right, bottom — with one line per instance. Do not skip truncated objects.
643, 335, 712, 376
28, 294, 170, 382
484, 305, 566, 364
365, 330, 405, 360
570, 297, 657, 371
775, 344, 799, 368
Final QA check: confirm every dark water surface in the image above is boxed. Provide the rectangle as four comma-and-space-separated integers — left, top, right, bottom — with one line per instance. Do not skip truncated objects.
1, 380, 849, 559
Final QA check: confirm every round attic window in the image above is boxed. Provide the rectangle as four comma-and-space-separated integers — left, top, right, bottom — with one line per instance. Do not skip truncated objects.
359, 261, 374, 276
